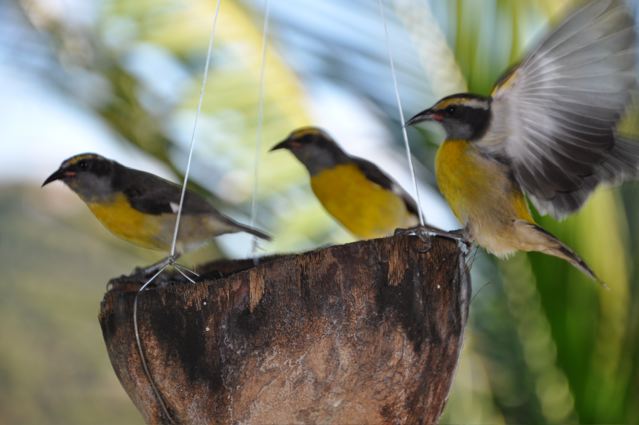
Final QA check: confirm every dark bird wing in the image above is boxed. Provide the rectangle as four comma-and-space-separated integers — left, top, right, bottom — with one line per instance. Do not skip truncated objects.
114, 164, 271, 240
352, 157, 420, 218
478, 0, 639, 218
115, 166, 215, 215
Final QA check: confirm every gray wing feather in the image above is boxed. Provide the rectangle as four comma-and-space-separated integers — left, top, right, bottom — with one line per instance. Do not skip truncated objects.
483, 0, 639, 218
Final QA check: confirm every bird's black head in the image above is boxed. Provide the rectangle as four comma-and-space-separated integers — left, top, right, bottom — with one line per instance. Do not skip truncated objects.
43, 153, 115, 200
270, 127, 348, 175
406, 94, 492, 140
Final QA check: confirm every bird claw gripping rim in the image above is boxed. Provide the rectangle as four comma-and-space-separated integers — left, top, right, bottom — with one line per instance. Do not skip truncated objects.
133, 253, 182, 277
128, 254, 200, 287
395, 225, 472, 255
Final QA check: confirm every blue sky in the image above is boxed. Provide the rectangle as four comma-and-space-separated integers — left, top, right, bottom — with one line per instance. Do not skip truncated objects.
0, 0, 459, 236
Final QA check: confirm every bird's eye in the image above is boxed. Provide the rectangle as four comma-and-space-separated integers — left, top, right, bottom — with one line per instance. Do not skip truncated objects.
78, 160, 88, 170
445, 106, 457, 114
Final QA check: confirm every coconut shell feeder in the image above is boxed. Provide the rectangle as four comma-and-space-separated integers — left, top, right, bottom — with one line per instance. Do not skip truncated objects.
99, 234, 470, 424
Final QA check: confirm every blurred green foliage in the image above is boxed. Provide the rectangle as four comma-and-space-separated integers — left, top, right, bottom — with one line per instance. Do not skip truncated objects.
0, 186, 147, 423
3, 0, 638, 424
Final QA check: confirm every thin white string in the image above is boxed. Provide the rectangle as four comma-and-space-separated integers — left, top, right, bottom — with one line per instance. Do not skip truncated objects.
131, 3, 222, 421
175, 263, 200, 279
170, 0, 223, 258
175, 267, 198, 284
249, 0, 271, 255
133, 266, 173, 423
377, 0, 426, 226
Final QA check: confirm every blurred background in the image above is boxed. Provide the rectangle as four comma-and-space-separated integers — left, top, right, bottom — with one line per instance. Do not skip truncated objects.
1, 0, 638, 423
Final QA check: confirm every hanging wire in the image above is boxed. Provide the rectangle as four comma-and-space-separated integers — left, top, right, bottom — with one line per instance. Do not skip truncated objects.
377, 0, 426, 226
249, 0, 271, 255
131, 1, 222, 422
169, 0, 223, 258
133, 266, 173, 423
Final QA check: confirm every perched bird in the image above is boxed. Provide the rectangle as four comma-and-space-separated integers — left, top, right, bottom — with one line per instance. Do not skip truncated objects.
42, 153, 270, 255
271, 127, 423, 239
407, 0, 639, 282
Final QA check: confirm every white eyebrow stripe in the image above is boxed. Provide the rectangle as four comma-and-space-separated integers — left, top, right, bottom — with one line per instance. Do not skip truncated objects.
437, 97, 490, 110
460, 99, 490, 109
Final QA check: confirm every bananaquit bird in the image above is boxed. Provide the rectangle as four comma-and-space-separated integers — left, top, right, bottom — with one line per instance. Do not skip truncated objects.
407, 0, 639, 282
42, 153, 270, 254
271, 127, 421, 239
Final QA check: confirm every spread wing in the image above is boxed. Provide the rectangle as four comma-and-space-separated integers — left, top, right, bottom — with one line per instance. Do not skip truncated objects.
352, 157, 420, 218
479, 0, 639, 218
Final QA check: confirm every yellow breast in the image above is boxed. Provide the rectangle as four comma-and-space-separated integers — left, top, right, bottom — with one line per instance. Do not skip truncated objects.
87, 194, 168, 250
435, 139, 533, 224
310, 163, 416, 239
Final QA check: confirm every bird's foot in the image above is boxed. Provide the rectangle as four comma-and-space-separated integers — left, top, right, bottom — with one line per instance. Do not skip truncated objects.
132, 253, 181, 277
448, 229, 473, 256
395, 225, 472, 255
128, 253, 200, 288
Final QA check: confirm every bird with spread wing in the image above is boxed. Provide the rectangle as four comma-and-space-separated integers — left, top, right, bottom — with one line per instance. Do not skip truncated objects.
407, 0, 639, 282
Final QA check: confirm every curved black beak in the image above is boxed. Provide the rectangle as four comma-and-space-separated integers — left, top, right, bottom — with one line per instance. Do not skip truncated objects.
42, 168, 67, 187
405, 108, 438, 127
269, 137, 291, 152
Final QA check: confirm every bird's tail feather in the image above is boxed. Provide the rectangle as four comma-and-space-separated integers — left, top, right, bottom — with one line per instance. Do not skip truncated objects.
235, 222, 272, 241
521, 222, 602, 285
